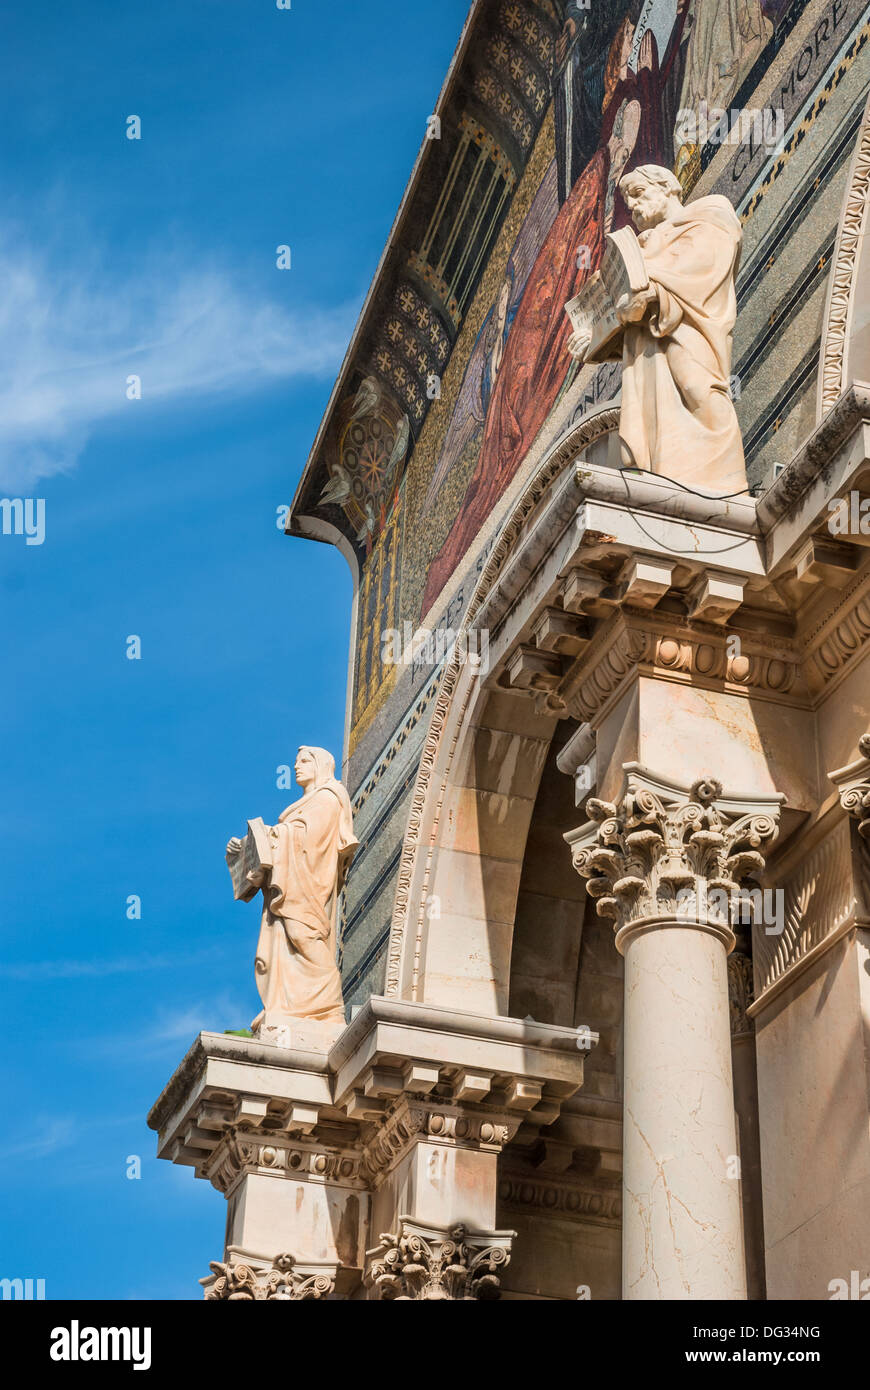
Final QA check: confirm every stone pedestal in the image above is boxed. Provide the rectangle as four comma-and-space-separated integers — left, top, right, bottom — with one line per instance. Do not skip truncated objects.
146, 1031, 366, 1297
147, 999, 592, 1299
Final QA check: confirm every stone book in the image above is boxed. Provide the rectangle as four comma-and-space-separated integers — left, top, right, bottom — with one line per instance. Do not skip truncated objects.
565, 225, 649, 363
227, 817, 273, 902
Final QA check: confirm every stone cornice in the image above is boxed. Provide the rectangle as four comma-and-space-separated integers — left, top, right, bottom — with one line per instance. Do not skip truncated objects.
148, 1000, 593, 1187
759, 380, 870, 531
146, 1030, 331, 1141
549, 611, 807, 727
801, 571, 870, 696
497, 1169, 622, 1228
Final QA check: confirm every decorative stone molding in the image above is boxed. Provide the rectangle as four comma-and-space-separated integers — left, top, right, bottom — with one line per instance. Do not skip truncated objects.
802, 576, 870, 696
839, 733, 870, 837
567, 773, 781, 953
365, 1219, 513, 1300
203, 1128, 366, 1196
497, 1173, 621, 1227
553, 614, 804, 725
330, 997, 591, 1141
760, 382, 870, 532
361, 1097, 517, 1184
202, 1253, 335, 1301
750, 807, 870, 1010
386, 407, 620, 995
818, 92, 870, 416
728, 952, 755, 1037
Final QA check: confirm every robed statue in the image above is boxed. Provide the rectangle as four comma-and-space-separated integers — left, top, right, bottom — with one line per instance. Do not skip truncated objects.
569, 163, 747, 495
226, 747, 358, 1040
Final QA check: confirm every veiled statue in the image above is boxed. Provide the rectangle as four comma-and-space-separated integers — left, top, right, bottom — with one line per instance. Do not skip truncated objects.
568, 163, 747, 495
226, 747, 358, 1040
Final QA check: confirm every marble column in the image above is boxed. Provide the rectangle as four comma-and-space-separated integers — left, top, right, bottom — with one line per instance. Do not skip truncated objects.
567, 774, 780, 1300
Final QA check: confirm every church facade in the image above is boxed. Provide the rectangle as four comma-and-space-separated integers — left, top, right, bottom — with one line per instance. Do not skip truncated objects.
149, 0, 870, 1300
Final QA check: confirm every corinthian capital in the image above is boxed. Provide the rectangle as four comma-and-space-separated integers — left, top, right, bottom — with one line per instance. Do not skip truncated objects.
838, 734, 870, 839
365, 1219, 513, 1301
567, 773, 781, 950
201, 1253, 335, 1301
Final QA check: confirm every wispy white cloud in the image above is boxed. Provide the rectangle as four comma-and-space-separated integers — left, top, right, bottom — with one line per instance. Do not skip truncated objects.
1, 947, 229, 981
146, 1000, 242, 1045
71, 993, 250, 1062
4, 1117, 77, 1160
0, 1112, 149, 1170
0, 228, 356, 490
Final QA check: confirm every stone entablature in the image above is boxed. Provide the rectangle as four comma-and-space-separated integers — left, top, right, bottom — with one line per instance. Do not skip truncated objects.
482, 386, 870, 722
147, 1000, 595, 1299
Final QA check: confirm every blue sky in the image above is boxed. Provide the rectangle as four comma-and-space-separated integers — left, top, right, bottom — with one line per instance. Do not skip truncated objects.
0, 0, 470, 1300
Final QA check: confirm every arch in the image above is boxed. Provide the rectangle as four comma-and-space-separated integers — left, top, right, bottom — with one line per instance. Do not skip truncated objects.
385, 403, 619, 1011
818, 90, 870, 417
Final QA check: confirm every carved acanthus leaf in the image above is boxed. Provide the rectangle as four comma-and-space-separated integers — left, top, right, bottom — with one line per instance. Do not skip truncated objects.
365, 1220, 512, 1301
839, 739, 870, 840
572, 778, 780, 934
202, 1252, 335, 1301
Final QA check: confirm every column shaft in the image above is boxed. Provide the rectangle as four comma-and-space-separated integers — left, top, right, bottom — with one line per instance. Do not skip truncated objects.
622, 923, 745, 1300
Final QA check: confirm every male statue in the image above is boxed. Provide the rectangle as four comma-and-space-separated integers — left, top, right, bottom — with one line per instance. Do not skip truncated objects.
226, 747, 358, 1042
570, 164, 747, 495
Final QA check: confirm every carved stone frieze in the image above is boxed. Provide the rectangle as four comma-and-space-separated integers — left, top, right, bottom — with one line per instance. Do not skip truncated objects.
568, 775, 781, 950
365, 1219, 513, 1300
202, 1128, 365, 1196
202, 1253, 335, 1301
361, 1098, 518, 1185
803, 579, 870, 695
540, 612, 805, 725
818, 92, 870, 414
497, 1173, 622, 1227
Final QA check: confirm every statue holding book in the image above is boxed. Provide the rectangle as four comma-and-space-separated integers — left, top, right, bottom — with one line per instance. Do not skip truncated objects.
225, 748, 358, 1042
567, 164, 747, 494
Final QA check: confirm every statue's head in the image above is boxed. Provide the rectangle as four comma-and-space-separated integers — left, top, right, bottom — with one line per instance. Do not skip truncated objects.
294, 746, 335, 790
292, 746, 358, 865
619, 164, 683, 232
